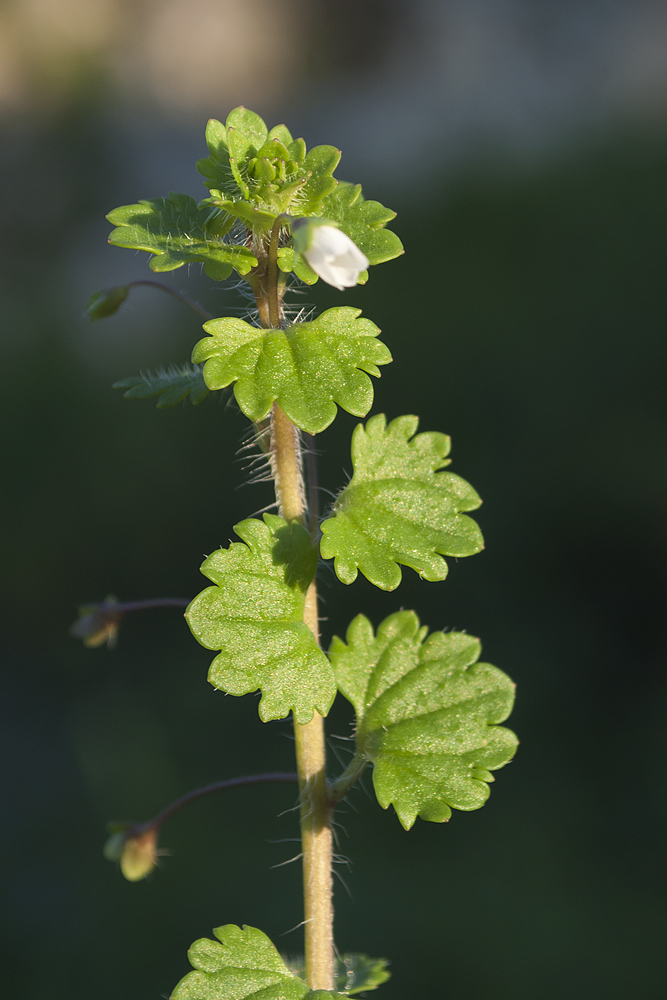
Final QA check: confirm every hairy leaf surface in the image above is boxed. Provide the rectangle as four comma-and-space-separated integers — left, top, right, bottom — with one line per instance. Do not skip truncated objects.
192, 307, 391, 434
107, 193, 257, 279
186, 515, 335, 723
113, 365, 210, 408
320, 414, 484, 590
330, 611, 517, 829
172, 924, 346, 1000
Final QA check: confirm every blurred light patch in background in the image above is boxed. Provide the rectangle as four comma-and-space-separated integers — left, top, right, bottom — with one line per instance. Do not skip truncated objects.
0, 0, 302, 113
0, 0, 667, 173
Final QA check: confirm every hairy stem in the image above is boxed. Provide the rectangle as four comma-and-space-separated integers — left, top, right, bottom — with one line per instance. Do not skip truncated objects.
252, 229, 335, 992
304, 433, 321, 547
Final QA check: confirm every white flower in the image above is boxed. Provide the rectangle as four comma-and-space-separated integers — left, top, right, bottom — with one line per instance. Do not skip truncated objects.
297, 223, 369, 290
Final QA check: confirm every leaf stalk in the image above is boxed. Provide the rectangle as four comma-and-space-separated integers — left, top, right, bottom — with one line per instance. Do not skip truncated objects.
125, 772, 299, 841
327, 754, 368, 806
126, 280, 213, 321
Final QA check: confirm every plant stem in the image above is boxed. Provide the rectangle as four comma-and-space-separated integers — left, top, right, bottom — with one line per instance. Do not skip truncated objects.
304, 434, 321, 547
128, 280, 213, 320
327, 754, 368, 806
252, 226, 335, 992
111, 597, 190, 613
70, 596, 190, 648
126, 772, 298, 839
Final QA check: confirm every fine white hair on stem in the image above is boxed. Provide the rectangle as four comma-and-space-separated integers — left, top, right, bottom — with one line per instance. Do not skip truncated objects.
278, 919, 307, 938
332, 863, 353, 900
270, 852, 304, 870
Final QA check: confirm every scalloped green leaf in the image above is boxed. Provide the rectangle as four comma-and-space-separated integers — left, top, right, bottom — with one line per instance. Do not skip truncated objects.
320, 182, 403, 266
192, 307, 391, 434
329, 611, 517, 829
172, 924, 345, 1000
287, 954, 390, 995
282, 182, 401, 284
107, 193, 257, 279
320, 414, 484, 590
113, 364, 210, 408
186, 515, 335, 723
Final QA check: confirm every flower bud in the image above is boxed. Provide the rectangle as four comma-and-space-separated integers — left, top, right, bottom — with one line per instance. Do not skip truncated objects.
291, 219, 368, 290
87, 285, 129, 321
104, 823, 159, 882
70, 596, 122, 648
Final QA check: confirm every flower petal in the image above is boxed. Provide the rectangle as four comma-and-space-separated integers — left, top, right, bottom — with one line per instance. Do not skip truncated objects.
300, 224, 369, 290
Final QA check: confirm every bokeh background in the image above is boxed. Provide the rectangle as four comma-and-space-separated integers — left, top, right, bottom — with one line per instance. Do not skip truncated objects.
2, 2, 667, 998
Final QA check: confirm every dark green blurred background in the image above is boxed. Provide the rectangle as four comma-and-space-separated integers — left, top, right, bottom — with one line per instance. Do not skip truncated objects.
2, 2, 666, 998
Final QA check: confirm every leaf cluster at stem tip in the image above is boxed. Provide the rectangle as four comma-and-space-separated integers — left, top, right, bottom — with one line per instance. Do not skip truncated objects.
106, 106, 402, 286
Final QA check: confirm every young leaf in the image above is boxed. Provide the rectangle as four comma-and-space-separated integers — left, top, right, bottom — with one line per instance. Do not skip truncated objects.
226, 107, 269, 198
196, 118, 236, 197
329, 611, 517, 829
320, 414, 484, 590
192, 307, 391, 434
113, 365, 210, 408
196, 108, 340, 229
107, 193, 257, 279
287, 954, 390, 995
203, 191, 279, 230
172, 924, 345, 1000
186, 515, 335, 723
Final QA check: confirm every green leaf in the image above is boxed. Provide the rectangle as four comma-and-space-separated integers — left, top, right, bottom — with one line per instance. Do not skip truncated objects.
319, 182, 403, 266
113, 364, 210, 408
320, 414, 484, 590
172, 924, 345, 1000
186, 515, 335, 723
196, 118, 236, 196
107, 193, 257, 279
277, 247, 319, 284
287, 955, 390, 995
282, 182, 402, 284
293, 145, 341, 215
204, 194, 278, 231
268, 123, 294, 146
192, 307, 391, 434
329, 611, 518, 829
